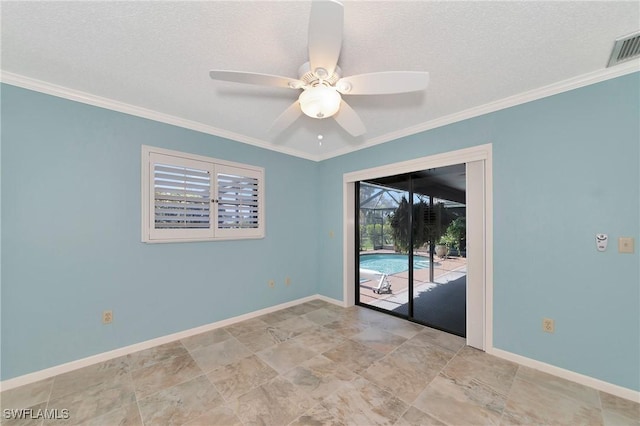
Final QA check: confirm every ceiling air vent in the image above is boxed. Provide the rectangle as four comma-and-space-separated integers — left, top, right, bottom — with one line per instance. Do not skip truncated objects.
607, 30, 640, 67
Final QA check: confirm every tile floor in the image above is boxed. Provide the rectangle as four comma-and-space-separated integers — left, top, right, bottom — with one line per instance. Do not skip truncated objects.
1, 299, 639, 426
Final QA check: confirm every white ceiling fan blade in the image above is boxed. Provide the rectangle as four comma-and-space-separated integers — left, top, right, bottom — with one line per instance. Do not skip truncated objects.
336, 71, 430, 95
209, 70, 304, 89
334, 100, 365, 137
308, 0, 343, 78
268, 101, 303, 136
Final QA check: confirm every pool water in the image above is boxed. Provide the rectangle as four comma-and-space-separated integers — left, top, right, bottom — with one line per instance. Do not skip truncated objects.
359, 253, 430, 275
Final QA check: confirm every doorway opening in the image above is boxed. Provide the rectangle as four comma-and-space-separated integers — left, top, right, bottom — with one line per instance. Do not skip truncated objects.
342, 144, 492, 350
356, 164, 467, 336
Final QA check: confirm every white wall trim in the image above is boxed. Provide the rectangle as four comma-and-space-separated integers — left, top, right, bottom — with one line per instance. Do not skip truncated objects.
0, 294, 338, 392
315, 61, 640, 161
342, 144, 492, 184
488, 347, 640, 403
0, 71, 317, 162
3, 62, 638, 163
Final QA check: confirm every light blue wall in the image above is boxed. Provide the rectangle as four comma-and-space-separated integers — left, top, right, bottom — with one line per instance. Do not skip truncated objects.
317, 73, 640, 391
0, 85, 320, 380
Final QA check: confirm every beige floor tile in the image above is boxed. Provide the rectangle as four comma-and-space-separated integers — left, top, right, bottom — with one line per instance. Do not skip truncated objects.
46, 373, 136, 426
320, 376, 408, 425
223, 318, 270, 339
189, 338, 252, 373
303, 307, 341, 326
323, 317, 369, 339
0, 401, 47, 426
370, 315, 425, 339
0, 379, 53, 410
49, 357, 129, 400
256, 339, 318, 374
600, 391, 640, 424
292, 326, 346, 353
131, 353, 203, 399
273, 316, 319, 336
395, 406, 447, 426
206, 355, 278, 401
602, 409, 640, 426
127, 341, 188, 371
231, 325, 294, 352
502, 374, 603, 426
282, 302, 323, 316
180, 328, 233, 352
517, 366, 601, 407
232, 376, 313, 426
322, 339, 385, 374
183, 404, 243, 426
257, 309, 299, 325
290, 403, 343, 426
81, 401, 142, 426
442, 346, 518, 396
362, 354, 439, 404
391, 340, 455, 376
413, 373, 505, 425
361, 341, 454, 404
350, 328, 407, 354
282, 355, 356, 402
407, 327, 465, 352
137, 375, 223, 426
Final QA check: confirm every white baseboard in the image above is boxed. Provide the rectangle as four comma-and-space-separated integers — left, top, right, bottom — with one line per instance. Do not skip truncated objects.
487, 347, 640, 403
0, 294, 323, 392
314, 294, 346, 307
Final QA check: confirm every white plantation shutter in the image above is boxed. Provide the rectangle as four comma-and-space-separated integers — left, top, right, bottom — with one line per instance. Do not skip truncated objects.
215, 165, 262, 236
148, 153, 214, 240
154, 165, 211, 229
143, 147, 264, 242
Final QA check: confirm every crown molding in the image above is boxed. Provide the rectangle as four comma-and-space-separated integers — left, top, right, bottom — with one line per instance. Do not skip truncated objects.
315, 60, 640, 161
3, 61, 638, 163
0, 71, 317, 161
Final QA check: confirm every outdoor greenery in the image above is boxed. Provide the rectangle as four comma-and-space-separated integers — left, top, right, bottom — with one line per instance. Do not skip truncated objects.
439, 216, 466, 252
359, 223, 393, 250
389, 197, 444, 253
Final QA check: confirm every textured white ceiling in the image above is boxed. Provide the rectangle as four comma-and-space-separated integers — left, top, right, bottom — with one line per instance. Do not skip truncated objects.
1, 1, 639, 160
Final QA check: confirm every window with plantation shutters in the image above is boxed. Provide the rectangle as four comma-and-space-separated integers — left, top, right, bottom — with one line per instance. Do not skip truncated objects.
142, 146, 264, 242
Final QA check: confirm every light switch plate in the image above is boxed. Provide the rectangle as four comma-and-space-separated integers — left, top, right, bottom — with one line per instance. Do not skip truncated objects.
619, 237, 635, 254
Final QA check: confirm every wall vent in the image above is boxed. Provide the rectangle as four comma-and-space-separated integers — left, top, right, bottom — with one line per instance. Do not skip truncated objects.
607, 30, 640, 67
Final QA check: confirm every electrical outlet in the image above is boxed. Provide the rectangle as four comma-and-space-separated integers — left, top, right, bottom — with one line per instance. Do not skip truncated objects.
268, 280, 275, 288
285, 277, 291, 286
102, 310, 113, 324
542, 318, 554, 333
619, 237, 634, 254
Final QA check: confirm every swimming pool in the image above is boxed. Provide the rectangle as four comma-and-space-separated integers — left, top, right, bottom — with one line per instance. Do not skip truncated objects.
359, 253, 431, 275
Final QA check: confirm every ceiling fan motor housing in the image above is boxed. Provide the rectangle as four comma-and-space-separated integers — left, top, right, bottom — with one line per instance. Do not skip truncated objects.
297, 61, 341, 86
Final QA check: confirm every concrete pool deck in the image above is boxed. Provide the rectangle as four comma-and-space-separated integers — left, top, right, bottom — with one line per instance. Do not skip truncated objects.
358, 252, 467, 306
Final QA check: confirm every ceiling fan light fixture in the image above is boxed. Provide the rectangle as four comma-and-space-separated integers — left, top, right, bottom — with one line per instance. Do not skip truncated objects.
299, 85, 341, 119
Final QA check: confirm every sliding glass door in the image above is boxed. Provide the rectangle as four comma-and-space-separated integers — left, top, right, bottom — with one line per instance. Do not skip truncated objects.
357, 180, 409, 315
356, 164, 468, 337
410, 171, 467, 336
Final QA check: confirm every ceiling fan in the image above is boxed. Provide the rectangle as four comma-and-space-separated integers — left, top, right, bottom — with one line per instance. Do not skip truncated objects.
209, 0, 429, 137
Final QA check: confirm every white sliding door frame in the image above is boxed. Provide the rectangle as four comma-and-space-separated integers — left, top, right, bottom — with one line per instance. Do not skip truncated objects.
342, 144, 493, 350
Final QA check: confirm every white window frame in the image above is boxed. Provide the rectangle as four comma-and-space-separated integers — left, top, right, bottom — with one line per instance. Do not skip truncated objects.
141, 145, 265, 243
